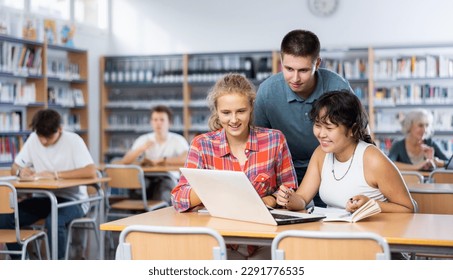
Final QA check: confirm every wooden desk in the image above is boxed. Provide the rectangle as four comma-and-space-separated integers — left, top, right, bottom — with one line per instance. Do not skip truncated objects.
409, 183, 453, 214
13, 177, 110, 259
400, 170, 430, 177
101, 206, 453, 256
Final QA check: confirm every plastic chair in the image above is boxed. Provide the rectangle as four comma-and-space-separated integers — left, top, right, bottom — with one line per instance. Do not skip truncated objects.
0, 182, 50, 260
271, 230, 390, 260
115, 225, 227, 260
103, 164, 168, 221
64, 170, 104, 259
428, 169, 453, 183
400, 171, 424, 184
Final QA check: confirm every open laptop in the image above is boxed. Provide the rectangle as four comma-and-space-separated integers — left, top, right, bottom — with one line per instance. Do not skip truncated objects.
180, 168, 325, 226
445, 155, 453, 170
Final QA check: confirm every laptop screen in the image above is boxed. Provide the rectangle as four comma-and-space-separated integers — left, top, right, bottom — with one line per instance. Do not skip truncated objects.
445, 155, 453, 170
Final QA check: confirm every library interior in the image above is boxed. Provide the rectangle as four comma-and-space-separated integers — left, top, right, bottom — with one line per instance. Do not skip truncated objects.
1, 0, 453, 263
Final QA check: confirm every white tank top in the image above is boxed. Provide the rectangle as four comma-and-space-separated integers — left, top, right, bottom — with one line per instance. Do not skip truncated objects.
319, 140, 386, 209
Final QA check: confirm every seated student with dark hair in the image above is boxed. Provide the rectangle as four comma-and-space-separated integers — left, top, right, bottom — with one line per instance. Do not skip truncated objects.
277, 90, 415, 214
0, 109, 96, 260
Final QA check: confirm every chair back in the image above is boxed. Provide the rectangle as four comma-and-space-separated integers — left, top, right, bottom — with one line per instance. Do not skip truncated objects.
104, 164, 145, 190
103, 164, 168, 220
0, 182, 50, 259
271, 230, 390, 260
0, 182, 16, 215
400, 171, 424, 184
116, 225, 227, 260
0, 183, 20, 241
428, 170, 453, 183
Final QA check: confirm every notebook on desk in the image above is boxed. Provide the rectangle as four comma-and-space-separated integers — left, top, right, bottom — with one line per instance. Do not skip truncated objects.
180, 168, 325, 226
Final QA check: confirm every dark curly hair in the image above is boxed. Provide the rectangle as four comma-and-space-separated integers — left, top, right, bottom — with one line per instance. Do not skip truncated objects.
309, 90, 375, 145
30, 109, 61, 138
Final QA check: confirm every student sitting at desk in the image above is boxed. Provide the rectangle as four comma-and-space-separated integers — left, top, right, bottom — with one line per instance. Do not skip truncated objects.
120, 105, 189, 204
276, 90, 415, 214
388, 108, 448, 171
171, 73, 297, 260
0, 109, 96, 260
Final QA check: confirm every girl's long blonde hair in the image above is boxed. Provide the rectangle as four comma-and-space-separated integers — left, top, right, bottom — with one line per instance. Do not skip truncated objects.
206, 73, 256, 131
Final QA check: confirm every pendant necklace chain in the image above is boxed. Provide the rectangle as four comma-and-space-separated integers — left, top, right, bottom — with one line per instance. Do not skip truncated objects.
332, 144, 357, 181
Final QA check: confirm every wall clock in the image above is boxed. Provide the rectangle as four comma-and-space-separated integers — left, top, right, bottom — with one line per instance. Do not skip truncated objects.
308, 0, 339, 17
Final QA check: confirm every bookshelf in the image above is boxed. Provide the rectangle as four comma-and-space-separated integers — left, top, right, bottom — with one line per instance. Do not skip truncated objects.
369, 45, 453, 156
99, 45, 453, 163
0, 34, 89, 167
100, 51, 275, 163
185, 51, 274, 140
100, 54, 185, 163
320, 47, 370, 106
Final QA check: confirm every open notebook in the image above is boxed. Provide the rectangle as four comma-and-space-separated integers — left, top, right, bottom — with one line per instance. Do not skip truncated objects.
180, 168, 325, 226
312, 199, 381, 223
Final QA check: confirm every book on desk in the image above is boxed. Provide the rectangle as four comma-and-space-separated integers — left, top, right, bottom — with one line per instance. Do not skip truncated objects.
313, 199, 381, 223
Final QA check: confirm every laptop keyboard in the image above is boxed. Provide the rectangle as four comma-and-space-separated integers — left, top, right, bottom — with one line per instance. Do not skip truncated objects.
271, 213, 298, 220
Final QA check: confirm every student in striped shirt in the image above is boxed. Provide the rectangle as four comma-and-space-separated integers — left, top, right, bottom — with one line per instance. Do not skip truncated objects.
171, 73, 297, 259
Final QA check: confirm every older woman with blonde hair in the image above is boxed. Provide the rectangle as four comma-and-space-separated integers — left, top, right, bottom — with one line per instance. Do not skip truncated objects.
388, 109, 448, 171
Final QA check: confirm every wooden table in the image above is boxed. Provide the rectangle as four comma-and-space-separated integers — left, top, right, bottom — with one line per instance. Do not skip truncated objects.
101, 206, 453, 256
409, 183, 453, 214
13, 177, 110, 260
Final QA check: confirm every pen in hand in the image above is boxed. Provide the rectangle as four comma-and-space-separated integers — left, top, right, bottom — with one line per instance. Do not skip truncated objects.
307, 205, 315, 214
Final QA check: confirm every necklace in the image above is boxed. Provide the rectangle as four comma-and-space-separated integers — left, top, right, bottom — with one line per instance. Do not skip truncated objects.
331, 144, 357, 181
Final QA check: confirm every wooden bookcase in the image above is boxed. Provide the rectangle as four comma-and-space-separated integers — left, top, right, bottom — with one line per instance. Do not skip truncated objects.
100, 51, 274, 163
99, 45, 453, 163
0, 34, 89, 167
368, 45, 453, 155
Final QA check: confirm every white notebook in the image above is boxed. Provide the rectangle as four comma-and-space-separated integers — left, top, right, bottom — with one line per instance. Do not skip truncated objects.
313, 199, 381, 223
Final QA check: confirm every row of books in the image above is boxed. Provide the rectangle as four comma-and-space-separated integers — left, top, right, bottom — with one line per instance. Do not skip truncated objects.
47, 57, 81, 81
104, 57, 183, 84
48, 86, 85, 107
375, 136, 453, 157
104, 54, 273, 84
108, 113, 184, 131
0, 111, 22, 132
187, 55, 272, 82
0, 135, 25, 165
374, 84, 453, 106
107, 135, 138, 154
0, 80, 36, 104
374, 109, 453, 132
0, 41, 42, 76
321, 58, 368, 79
107, 87, 182, 104
60, 113, 82, 132
374, 54, 453, 80
0, 12, 75, 47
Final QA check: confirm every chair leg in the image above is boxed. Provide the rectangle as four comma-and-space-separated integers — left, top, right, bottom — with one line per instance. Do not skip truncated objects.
65, 223, 74, 260
32, 239, 43, 260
